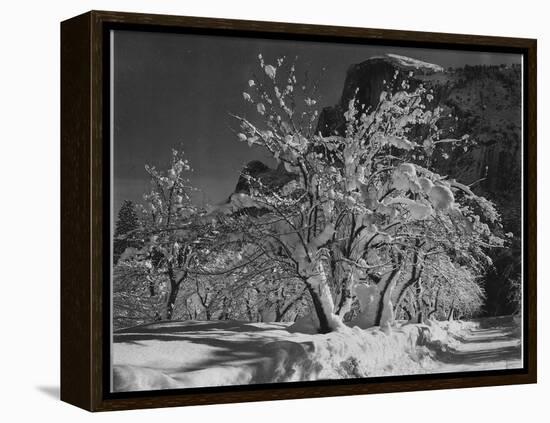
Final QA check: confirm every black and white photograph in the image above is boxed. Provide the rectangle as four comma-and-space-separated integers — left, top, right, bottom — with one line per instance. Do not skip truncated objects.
1, 0, 548, 418
109, 30, 524, 393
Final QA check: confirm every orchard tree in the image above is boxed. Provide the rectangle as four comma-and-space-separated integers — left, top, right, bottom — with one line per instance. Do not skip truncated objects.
230, 54, 504, 333
112, 259, 166, 329
115, 149, 221, 321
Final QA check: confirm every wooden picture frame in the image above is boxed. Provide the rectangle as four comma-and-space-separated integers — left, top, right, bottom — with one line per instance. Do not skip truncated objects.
61, 10, 536, 411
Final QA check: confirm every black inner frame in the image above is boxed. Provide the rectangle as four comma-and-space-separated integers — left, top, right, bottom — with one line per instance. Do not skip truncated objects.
101, 20, 531, 400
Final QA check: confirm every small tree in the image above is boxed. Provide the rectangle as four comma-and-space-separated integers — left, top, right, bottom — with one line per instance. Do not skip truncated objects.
115, 149, 220, 321
112, 259, 166, 329
113, 200, 140, 265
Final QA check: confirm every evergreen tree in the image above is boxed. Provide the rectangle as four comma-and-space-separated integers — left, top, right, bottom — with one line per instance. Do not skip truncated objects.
113, 200, 140, 265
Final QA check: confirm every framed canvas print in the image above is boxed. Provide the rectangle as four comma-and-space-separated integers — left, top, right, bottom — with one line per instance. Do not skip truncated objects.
60, 11, 537, 411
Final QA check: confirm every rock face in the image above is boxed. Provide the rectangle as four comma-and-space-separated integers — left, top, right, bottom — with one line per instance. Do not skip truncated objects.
317, 56, 444, 135
234, 160, 295, 196
317, 55, 522, 234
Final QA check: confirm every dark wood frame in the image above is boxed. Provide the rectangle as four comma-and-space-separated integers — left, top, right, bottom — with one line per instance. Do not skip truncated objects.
61, 10, 537, 412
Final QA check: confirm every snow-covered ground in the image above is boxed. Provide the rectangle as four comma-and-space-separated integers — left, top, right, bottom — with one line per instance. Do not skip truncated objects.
430, 316, 522, 373
112, 317, 522, 392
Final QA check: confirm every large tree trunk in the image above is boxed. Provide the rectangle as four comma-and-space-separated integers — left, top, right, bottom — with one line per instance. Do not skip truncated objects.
166, 265, 186, 320
305, 282, 332, 334
447, 298, 456, 321
166, 280, 180, 320
147, 275, 156, 297
303, 261, 341, 334
394, 244, 423, 313
428, 286, 442, 320
375, 265, 401, 327
351, 255, 401, 329
331, 257, 355, 319
412, 277, 424, 324
245, 299, 255, 321
335, 275, 354, 318
218, 298, 229, 320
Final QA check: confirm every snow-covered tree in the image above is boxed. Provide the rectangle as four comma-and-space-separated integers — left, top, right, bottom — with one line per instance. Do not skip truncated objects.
113, 55, 506, 333
231, 55, 504, 333
113, 150, 222, 321
112, 259, 166, 329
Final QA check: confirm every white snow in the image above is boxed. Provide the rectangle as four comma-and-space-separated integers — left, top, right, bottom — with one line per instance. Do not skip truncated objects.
418, 176, 434, 193
385, 135, 416, 150
386, 197, 434, 220
391, 162, 417, 191
257, 103, 266, 115
428, 184, 455, 210
112, 317, 521, 392
351, 283, 379, 328
264, 64, 277, 79
386, 53, 445, 73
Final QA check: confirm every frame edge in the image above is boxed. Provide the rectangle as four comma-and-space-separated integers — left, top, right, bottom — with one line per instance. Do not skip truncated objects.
60, 11, 94, 411
63, 10, 537, 412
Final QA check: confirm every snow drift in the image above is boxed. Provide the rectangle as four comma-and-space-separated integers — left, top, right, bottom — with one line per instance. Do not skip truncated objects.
112, 319, 478, 392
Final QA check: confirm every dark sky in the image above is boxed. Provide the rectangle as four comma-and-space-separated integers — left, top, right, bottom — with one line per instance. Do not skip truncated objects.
112, 30, 521, 214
